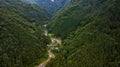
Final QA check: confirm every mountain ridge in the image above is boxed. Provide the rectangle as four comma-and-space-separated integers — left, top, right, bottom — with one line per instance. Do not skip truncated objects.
47, 0, 120, 67
25, 0, 68, 16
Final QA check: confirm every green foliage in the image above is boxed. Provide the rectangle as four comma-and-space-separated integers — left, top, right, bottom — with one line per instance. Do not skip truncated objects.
48, 0, 99, 39
0, 0, 51, 67
0, 0, 50, 24
47, 0, 120, 67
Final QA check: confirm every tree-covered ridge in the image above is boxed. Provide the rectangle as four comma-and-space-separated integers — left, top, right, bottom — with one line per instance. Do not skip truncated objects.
48, 0, 119, 39
0, 0, 50, 24
48, 0, 90, 39
47, 0, 120, 67
0, 0, 50, 67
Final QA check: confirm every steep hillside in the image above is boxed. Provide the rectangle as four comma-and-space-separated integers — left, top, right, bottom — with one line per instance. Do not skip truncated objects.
0, 0, 50, 24
0, 0, 50, 67
48, 0, 95, 39
48, 0, 119, 39
47, 0, 120, 67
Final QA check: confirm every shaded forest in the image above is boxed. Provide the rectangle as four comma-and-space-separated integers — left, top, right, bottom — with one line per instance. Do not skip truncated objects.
0, 0, 50, 67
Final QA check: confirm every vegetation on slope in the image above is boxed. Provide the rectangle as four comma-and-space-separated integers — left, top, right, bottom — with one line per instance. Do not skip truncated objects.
0, 0, 50, 24
0, 0, 50, 67
48, 0, 115, 39
47, 0, 120, 67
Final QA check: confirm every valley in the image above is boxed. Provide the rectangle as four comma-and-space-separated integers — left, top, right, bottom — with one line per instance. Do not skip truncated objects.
0, 0, 120, 67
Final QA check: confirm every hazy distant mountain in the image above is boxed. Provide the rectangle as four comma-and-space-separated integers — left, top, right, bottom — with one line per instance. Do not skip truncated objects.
25, 0, 67, 15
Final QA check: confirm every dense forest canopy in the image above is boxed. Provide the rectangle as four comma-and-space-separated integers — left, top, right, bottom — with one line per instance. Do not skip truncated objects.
0, 0, 50, 67
0, 0, 50, 24
47, 0, 120, 67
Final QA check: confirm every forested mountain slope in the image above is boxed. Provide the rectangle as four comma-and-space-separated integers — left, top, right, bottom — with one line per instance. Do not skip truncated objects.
48, 0, 120, 39
0, 0, 50, 24
47, 0, 120, 67
0, 0, 50, 67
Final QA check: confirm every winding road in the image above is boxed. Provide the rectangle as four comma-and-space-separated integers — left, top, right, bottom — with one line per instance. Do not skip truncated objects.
36, 25, 61, 67
37, 50, 55, 67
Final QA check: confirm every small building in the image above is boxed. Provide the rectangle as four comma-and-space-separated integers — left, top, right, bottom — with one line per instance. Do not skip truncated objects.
51, 39, 55, 43
55, 47, 60, 51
